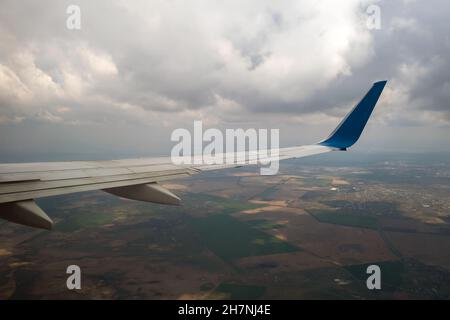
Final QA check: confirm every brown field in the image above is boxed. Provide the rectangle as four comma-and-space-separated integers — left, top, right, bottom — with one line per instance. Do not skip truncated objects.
2, 161, 450, 299
385, 231, 450, 271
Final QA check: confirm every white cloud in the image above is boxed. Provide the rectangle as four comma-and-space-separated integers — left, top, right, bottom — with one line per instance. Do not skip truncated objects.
0, 0, 449, 154
0, 0, 377, 125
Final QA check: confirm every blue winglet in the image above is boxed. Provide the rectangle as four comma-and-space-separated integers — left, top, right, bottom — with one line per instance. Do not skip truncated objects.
318, 81, 387, 150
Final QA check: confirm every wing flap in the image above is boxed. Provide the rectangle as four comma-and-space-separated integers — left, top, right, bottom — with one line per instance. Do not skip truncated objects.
0, 200, 53, 230
104, 183, 181, 205
0, 169, 192, 203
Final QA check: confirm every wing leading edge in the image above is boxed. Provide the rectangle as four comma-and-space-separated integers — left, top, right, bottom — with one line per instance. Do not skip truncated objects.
0, 81, 387, 229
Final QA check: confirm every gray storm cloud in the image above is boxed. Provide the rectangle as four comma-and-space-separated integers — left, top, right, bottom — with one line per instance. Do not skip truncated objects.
0, 0, 449, 157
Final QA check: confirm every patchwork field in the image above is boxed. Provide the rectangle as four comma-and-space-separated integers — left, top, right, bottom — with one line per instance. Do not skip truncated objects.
1, 155, 450, 299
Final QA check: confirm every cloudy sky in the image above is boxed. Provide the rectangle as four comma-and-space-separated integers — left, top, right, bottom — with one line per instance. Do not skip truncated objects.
0, 0, 449, 161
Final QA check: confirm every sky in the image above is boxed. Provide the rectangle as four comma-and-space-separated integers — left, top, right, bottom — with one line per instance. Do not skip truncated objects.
0, 0, 449, 161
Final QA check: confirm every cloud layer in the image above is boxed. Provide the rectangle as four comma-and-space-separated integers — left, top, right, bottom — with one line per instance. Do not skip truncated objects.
0, 0, 449, 156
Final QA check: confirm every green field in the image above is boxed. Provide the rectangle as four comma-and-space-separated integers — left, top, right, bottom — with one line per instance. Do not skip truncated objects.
184, 193, 264, 215
302, 177, 331, 187
344, 260, 404, 292
55, 210, 115, 232
309, 209, 379, 229
246, 219, 285, 230
256, 185, 280, 201
189, 214, 299, 262
211, 283, 266, 299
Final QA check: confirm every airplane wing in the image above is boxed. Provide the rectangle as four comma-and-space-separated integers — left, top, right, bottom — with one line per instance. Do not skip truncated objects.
0, 81, 387, 230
